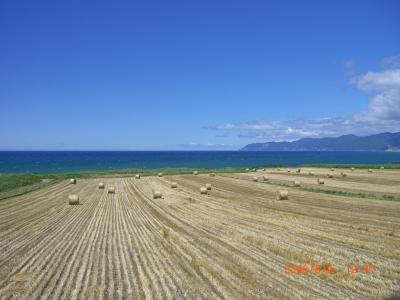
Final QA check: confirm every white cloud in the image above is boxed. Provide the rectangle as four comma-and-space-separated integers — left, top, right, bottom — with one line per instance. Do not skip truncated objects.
213, 118, 400, 141
210, 56, 400, 141
351, 69, 400, 91
351, 69, 400, 121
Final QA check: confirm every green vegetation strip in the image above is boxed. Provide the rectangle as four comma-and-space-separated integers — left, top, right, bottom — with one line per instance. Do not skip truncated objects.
299, 187, 400, 202
264, 180, 400, 202
300, 163, 400, 169
2, 163, 399, 201
227, 174, 400, 202
0, 180, 59, 201
0, 167, 249, 199
0, 164, 291, 196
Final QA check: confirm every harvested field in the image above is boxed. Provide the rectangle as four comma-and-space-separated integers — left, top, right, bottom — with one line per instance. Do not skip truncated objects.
0, 168, 400, 299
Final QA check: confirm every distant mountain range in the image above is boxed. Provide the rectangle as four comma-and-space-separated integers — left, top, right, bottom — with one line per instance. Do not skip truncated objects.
240, 132, 400, 151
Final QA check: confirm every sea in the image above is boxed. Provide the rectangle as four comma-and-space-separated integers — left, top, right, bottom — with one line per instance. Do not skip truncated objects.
1, 151, 400, 174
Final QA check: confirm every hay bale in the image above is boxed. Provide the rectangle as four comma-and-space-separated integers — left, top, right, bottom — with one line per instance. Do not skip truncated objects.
69, 178, 76, 184
252, 168, 257, 172
245, 168, 250, 171
108, 187, 115, 194
262, 168, 266, 171
253, 176, 258, 182
380, 166, 385, 170
135, 174, 140, 179
293, 180, 300, 187
330, 168, 335, 171
98, 182, 105, 189
318, 178, 325, 185
277, 168, 281, 171
193, 171, 199, 175
327, 173, 333, 178
209, 173, 216, 177
171, 182, 178, 188
153, 191, 162, 199
296, 168, 301, 173
263, 175, 269, 181
351, 167, 355, 171
205, 183, 212, 190
200, 187, 208, 194
368, 169, 373, 173
341, 172, 347, 177
287, 170, 291, 173
276, 190, 289, 200
158, 173, 163, 177
308, 171, 314, 176
68, 194, 79, 205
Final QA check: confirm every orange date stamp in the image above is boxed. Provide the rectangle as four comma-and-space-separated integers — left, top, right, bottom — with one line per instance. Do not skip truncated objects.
284, 262, 376, 276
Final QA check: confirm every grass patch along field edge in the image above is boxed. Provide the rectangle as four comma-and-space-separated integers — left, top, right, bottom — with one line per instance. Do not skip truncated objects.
2, 162, 399, 201
300, 163, 400, 169
0, 167, 247, 199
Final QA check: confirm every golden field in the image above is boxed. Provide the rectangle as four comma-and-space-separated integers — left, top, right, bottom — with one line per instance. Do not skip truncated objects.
0, 168, 399, 299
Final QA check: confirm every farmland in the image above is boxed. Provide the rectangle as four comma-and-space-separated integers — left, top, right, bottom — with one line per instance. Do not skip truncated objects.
0, 167, 399, 299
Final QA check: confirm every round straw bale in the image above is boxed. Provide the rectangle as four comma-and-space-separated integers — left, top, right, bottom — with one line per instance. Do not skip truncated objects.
327, 173, 333, 178
108, 187, 115, 194
368, 169, 373, 173
331, 168, 335, 171
293, 180, 300, 187
318, 178, 325, 184
98, 182, 105, 189
153, 191, 162, 199
158, 173, 163, 177
263, 175, 269, 181
380, 166, 385, 169
308, 171, 314, 176
351, 167, 355, 171
245, 168, 250, 171
70, 178, 76, 184
277, 168, 281, 171
68, 194, 79, 205
193, 171, 199, 175
287, 170, 291, 173
276, 190, 289, 200
341, 172, 347, 177
209, 173, 216, 177
200, 187, 208, 194
262, 168, 266, 171
296, 168, 301, 173
135, 174, 140, 179
253, 176, 258, 182
205, 183, 212, 190
171, 182, 178, 188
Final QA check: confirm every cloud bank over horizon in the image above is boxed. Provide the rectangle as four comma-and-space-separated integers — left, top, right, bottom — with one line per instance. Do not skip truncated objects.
210, 55, 400, 142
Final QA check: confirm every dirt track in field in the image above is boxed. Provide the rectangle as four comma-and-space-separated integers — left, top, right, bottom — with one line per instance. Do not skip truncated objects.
0, 168, 399, 299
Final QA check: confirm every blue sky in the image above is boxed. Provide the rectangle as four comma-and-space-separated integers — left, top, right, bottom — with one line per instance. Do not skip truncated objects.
1, 0, 399, 150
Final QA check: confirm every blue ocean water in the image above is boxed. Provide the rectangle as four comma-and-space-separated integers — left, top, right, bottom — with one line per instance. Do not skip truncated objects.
1, 151, 400, 174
